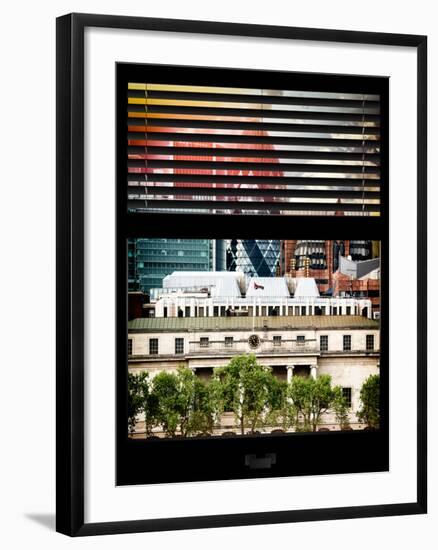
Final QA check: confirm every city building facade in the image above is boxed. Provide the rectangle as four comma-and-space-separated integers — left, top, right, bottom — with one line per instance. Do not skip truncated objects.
226, 239, 281, 277
128, 238, 226, 293
150, 272, 373, 319
280, 240, 380, 294
128, 315, 380, 434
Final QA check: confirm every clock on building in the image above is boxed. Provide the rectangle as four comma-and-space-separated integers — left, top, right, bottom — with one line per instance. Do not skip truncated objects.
248, 334, 261, 349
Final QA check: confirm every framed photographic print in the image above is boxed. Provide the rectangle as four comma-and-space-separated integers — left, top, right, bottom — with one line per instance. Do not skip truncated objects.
56, 13, 427, 536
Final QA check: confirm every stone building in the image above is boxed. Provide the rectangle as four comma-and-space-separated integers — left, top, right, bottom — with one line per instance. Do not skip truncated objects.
128, 314, 380, 433
150, 272, 374, 320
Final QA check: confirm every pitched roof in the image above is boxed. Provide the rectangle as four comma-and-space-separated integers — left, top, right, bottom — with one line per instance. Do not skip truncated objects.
128, 315, 379, 333
246, 277, 290, 298
339, 256, 380, 279
294, 278, 320, 298
163, 271, 242, 297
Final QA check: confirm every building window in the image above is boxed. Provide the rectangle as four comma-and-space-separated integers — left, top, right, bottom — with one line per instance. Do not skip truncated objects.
175, 338, 184, 354
346, 306, 351, 315
149, 338, 159, 355
366, 334, 374, 350
320, 335, 328, 351
273, 335, 282, 347
342, 387, 352, 408
128, 338, 133, 355
225, 336, 234, 348
200, 337, 209, 348
343, 335, 352, 351
297, 335, 305, 343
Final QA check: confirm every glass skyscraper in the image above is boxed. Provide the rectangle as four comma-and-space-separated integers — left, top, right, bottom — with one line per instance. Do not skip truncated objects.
128, 239, 226, 294
226, 239, 281, 277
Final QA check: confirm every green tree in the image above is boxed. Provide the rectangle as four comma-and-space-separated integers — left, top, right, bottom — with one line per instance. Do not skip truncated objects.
262, 378, 292, 431
188, 377, 217, 435
215, 354, 280, 435
287, 374, 341, 432
152, 370, 181, 437
174, 367, 197, 437
127, 371, 160, 436
151, 367, 218, 437
332, 387, 351, 430
357, 374, 380, 429
127, 371, 147, 433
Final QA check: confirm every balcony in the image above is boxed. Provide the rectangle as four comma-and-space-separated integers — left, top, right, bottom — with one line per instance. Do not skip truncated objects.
188, 340, 319, 356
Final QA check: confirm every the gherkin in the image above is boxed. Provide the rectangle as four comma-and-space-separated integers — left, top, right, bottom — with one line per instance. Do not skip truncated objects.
226, 239, 281, 277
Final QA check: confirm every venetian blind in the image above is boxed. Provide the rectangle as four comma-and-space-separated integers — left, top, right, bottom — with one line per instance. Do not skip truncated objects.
127, 83, 381, 216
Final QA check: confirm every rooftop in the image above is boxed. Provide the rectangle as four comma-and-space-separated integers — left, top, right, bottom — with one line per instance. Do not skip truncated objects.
339, 256, 380, 280
294, 278, 320, 298
246, 277, 290, 298
163, 271, 242, 298
128, 315, 379, 333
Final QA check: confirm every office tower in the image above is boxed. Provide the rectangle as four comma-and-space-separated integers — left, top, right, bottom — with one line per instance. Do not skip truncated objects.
128, 239, 226, 294
281, 240, 376, 293
226, 239, 281, 277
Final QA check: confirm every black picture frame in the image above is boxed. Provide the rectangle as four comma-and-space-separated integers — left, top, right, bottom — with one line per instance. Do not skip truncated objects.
56, 12, 427, 536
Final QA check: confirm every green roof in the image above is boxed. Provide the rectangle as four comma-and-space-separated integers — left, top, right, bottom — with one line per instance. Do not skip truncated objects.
128, 315, 379, 333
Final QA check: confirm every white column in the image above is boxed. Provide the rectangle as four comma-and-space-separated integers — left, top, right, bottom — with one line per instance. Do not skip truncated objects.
310, 365, 318, 379
287, 366, 294, 383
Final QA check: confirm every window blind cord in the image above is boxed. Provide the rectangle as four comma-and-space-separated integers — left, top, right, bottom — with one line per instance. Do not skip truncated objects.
361, 95, 366, 215
144, 85, 148, 209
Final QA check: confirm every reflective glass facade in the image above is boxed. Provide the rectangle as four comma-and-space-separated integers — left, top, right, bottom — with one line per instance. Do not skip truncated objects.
226, 239, 281, 277
128, 239, 226, 294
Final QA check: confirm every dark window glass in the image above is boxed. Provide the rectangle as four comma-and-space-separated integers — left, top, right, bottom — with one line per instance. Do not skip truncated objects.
149, 338, 159, 355
342, 387, 352, 408
200, 337, 209, 348
175, 338, 184, 354
320, 335, 328, 351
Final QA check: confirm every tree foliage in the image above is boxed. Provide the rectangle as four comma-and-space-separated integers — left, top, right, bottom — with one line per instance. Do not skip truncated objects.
215, 354, 282, 434
151, 367, 218, 437
128, 357, 356, 437
127, 371, 147, 433
152, 370, 184, 437
332, 388, 351, 430
357, 374, 380, 429
287, 374, 344, 432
